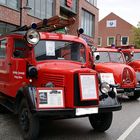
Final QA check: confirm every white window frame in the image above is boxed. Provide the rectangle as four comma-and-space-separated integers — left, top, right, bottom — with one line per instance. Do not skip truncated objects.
107, 36, 115, 46
121, 36, 129, 46
98, 37, 102, 46
28, 0, 54, 19
81, 9, 94, 37
0, 0, 18, 10
106, 20, 117, 28
86, 0, 97, 6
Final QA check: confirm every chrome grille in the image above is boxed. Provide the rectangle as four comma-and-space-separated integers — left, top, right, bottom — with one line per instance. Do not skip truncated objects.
41, 73, 65, 87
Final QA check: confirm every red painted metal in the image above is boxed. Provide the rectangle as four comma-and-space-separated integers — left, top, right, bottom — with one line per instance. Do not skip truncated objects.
94, 48, 137, 89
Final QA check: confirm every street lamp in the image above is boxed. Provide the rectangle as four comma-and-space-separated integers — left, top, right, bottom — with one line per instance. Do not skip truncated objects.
20, 0, 31, 27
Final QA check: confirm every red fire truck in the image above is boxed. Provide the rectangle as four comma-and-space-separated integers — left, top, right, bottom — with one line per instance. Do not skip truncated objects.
0, 16, 121, 140
93, 47, 140, 99
120, 46, 140, 99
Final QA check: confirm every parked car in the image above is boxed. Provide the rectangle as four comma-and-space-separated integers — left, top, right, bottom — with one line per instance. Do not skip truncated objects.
93, 47, 140, 100
0, 16, 121, 140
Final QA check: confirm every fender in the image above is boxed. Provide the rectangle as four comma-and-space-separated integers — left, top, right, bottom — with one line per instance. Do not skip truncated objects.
16, 85, 37, 113
99, 90, 122, 113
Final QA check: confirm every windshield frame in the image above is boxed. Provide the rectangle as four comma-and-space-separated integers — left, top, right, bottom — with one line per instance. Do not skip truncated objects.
33, 39, 87, 64
94, 51, 125, 63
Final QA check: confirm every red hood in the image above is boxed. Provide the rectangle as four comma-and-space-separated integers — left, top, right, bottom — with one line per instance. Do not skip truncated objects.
95, 62, 136, 87
36, 60, 95, 74
128, 60, 140, 71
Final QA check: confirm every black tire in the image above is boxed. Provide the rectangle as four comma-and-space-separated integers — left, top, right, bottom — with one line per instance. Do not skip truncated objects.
18, 98, 39, 140
89, 112, 113, 132
128, 91, 140, 100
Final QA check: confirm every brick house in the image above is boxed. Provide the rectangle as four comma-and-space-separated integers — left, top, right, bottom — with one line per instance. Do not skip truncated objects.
98, 12, 134, 47
0, 0, 99, 46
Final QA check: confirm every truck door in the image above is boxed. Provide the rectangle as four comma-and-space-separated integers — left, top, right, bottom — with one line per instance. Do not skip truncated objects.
6, 38, 29, 97
0, 38, 9, 94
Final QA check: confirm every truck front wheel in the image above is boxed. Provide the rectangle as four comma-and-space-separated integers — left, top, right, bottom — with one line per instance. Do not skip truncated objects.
18, 98, 39, 140
89, 112, 113, 132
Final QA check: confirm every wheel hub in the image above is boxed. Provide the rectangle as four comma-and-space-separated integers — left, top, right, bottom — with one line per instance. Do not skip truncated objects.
20, 109, 29, 132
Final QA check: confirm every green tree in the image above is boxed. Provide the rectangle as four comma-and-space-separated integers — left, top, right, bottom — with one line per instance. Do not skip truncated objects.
131, 22, 140, 48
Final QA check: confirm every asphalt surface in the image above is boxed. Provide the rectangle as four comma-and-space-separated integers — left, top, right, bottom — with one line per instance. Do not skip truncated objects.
1, 97, 140, 140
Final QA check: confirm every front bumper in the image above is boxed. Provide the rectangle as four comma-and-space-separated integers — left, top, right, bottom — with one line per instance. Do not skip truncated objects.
117, 87, 134, 94
135, 84, 140, 91
99, 104, 122, 113
117, 84, 140, 95
99, 95, 122, 112
32, 101, 121, 118
33, 107, 98, 118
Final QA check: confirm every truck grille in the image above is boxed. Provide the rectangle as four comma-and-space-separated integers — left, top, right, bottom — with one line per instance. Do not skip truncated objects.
42, 73, 65, 87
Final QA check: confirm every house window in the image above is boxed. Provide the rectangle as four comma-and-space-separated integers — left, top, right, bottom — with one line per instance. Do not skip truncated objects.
121, 36, 129, 46
0, 0, 6, 4
81, 9, 94, 37
60, 0, 77, 14
107, 37, 115, 46
0, 39, 6, 58
98, 37, 102, 46
28, 0, 54, 19
106, 20, 117, 28
86, 0, 97, 6
0, 22, 17, 35
0, 0, 18, 10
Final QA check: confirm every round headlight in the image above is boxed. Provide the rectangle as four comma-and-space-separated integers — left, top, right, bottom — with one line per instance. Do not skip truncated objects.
28, 66, 38, 78
26, 29, 40, 45
100, 82, 111, 94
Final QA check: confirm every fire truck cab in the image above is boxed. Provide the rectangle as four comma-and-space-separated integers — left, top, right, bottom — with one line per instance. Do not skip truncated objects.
121, 47, 140, 99
93, 47, 140, 99
0, 17, 121, 140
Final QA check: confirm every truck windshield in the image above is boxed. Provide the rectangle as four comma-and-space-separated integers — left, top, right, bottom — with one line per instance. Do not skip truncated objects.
109, 52, 124, 63
94, 51, 124, 63
94, 52, 110, 63
34, 40, 86, 63
133, 52, 140, 60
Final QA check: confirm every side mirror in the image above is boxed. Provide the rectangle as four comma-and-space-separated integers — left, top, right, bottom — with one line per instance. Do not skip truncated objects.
13, 50, 21, 57
130, 51, 134, 56
77, 28, 84, 37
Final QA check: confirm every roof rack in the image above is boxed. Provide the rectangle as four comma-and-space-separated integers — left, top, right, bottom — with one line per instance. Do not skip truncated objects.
12, 15, 75, 32
34, 16, 75, 32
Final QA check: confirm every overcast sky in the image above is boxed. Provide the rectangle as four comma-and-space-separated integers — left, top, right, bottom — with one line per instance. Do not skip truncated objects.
97, 0, 140, 27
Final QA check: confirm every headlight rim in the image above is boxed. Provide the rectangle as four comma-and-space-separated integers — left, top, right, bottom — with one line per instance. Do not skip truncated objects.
100, 82, 111, 94
25, 29, 40, 45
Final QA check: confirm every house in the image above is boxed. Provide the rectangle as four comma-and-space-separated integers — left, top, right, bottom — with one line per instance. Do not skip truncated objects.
98, 12, 134, 47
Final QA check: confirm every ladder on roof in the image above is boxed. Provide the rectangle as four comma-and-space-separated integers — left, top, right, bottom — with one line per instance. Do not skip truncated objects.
14, 16, 76, 32
34, 16, 75, 31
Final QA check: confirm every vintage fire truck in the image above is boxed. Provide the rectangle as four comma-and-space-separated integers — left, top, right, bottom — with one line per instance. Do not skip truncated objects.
0, 16, 121, 140
93, 47, 140, 99
120, 46, 140, 99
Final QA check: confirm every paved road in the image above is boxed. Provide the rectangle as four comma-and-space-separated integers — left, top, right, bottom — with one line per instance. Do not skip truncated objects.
1, 97, 140, 140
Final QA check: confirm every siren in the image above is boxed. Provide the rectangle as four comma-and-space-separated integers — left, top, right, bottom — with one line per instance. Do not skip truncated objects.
77, 28, 84, 37
31, 23, 37, 29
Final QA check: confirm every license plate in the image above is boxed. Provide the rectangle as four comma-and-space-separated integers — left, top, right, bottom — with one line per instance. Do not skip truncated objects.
76, 107, 98, 116
125, 92, 134, 96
